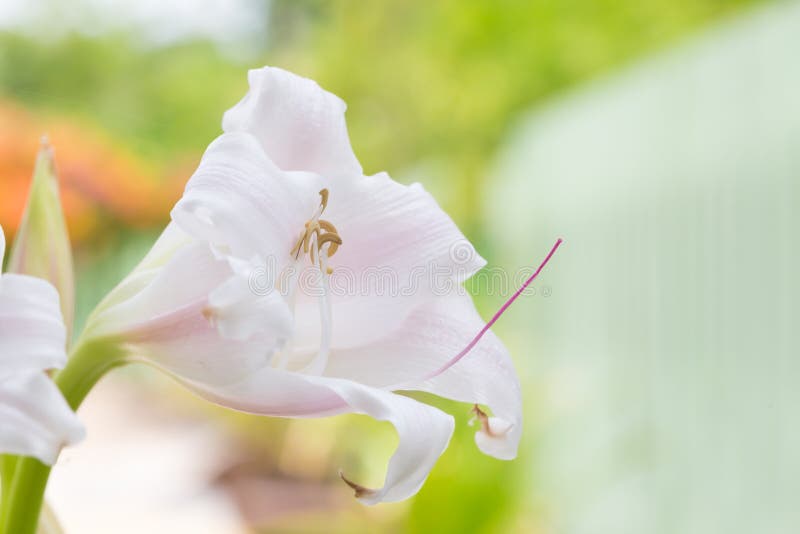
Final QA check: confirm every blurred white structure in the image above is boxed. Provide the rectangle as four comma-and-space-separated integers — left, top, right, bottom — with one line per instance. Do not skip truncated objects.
48, 374, 246, 534
0, 0, 267, 58
488, 2, 799, 533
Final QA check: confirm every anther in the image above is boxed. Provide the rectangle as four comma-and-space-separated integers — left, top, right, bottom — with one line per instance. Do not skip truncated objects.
471, 405, 508, 438
317, 232, 342, 257
339, 470, 377, 500
318, 220, 337, 233
291, 190, 344, 269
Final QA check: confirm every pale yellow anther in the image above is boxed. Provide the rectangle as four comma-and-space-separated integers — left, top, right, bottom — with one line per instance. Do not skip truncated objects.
471, 405, 490, 435
318, 220, 337, 233
291, 189, 343, 270
317, 233, 342, 257
471, 404, 509, 438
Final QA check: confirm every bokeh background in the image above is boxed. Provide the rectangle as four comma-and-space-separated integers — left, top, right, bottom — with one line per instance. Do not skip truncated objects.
1, 1, 796, 532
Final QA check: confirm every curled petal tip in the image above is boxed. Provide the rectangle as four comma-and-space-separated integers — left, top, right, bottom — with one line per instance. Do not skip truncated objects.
471, 405, 518, 461
471, 405, 509, 438
338, 469, 378, 500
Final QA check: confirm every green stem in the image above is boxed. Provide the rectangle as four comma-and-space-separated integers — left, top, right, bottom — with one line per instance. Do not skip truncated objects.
0, 339, 127, 534
0, 456, 15, 491
0, 455, 18, 521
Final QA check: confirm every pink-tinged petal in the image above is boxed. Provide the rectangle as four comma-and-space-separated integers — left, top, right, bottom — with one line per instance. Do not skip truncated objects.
0, 273, 66, 373
89, 241, 229, 338
0, 223, 5, 264
0, 370, 84, 465
88, 241, 282, 386
184, 369, 454, 504
326, 294, 522, 460
317, 378, 454, 504
171, 132, 323, 266
125, 311, 280, 388
206, 272, 293, 341
90, 222, 194, 316
222, 66, 362, 178
293, 173, 487, 349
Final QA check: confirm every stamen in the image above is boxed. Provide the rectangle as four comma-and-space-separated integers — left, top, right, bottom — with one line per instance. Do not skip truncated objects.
424, 238, 563, 380
318, 220, 337, 233
290, 190, 343, 266
271, 257, 304, 369
470, 404, 509, 438
301, 232, 332, 375
280, 189, 342, 373
339, 470, 377, 500
290, 234, 303, 259
317, 233, 342, 257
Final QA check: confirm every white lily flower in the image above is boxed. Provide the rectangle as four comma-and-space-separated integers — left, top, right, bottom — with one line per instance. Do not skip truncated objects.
84, 67, 526, 503
0, 225, 84, 465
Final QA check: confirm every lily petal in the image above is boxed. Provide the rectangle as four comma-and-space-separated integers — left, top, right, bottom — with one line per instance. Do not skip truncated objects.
90, 222, 194, 318
326, 294, 522, 460
185, 368, 454, 504
0, 370, 85, 465
222, 66, 362, 178
0, 272, 66, 373
206, 271, 293, 341
293, 173, 487, 350
89, 241, 283, 386
171, 131, 323, 267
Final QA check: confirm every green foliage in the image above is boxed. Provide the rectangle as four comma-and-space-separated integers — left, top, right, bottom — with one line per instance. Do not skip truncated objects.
270, 0, 760, 238
0, 32, 247, 161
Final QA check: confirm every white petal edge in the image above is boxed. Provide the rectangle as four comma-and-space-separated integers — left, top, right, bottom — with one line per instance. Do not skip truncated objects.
87, 240, 284, 386
183, 368, 454, 504
171, 131, 323, 270
222, 66, 362, 178
325, 293, 522, 460
0, 273, 67, 373
90, 222, 194, 319
0, 371, 85, 465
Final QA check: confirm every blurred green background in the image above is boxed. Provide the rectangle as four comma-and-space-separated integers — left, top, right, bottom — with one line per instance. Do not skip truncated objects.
1, 0, 790, 532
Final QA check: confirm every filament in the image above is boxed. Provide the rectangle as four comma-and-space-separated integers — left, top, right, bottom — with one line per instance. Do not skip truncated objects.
301, 232, 333, 375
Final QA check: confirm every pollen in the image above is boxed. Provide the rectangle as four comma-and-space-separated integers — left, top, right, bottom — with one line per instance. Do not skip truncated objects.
290, 189, 343, 271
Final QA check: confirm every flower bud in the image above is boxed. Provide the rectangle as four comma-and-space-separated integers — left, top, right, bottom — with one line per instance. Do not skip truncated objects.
8, 137, 75, 335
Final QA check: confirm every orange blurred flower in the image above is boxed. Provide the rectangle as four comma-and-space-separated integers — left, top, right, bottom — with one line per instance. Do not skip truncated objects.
0, 100, 187, 245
